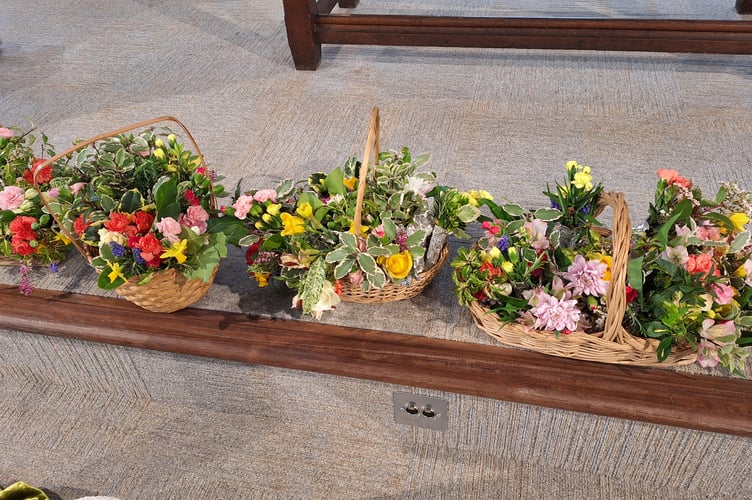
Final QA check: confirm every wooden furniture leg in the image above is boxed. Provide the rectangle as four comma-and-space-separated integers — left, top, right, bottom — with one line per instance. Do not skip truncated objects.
282, 0, 321, 70
738, 0, 752, 14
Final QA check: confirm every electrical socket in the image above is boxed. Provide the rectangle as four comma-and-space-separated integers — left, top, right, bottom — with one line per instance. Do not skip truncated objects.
393, 391, 448, 431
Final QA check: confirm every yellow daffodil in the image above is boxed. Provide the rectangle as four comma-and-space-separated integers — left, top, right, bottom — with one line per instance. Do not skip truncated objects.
107, 262, 127, 284
280, 212, 306, 236
566, 160, 578, 170
262, 213, 274, 223
161, 239, 188, 264
266, 203, 281, 216
343, 176, 357, 191
572, 171, 593, 191
254, 272, 270, 287
488, 246, 501, 259
296, 202, 313, 219
729, 212, 750, 233
55, 232, 72, 245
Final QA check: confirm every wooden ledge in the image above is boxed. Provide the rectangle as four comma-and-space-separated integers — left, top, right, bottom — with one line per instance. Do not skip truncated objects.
1, 286, 750, 437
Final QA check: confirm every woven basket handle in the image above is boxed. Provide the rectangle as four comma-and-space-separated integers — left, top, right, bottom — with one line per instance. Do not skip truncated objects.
598, 191, 632, 342
32, 116, 208, 263
352, 106, 380, 237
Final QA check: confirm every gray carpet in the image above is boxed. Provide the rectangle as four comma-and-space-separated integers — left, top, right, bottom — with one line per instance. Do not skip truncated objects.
2, 0, 752, 498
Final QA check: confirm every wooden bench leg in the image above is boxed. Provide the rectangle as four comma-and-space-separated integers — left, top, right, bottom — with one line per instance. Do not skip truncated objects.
738, 0, 752, 14
282, 0, 322, 70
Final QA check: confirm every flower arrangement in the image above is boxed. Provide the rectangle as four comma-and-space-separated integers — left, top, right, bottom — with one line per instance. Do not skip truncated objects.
453, 161, 751, 373
0, 123, 73, 293
52, 126, 229, 292
624, 169, 752, 374
452, 160, 613, 335
221, 148, 484, 318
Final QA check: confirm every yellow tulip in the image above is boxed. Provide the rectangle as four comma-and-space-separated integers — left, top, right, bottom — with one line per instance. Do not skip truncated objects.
266, 203, 281, 216
280, 212, 306, 236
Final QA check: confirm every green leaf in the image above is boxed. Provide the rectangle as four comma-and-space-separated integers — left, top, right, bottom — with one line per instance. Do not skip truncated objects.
366, 246, 392, 257
154, 176, 180, 220
97, 266, 125, 290
408, 246, 425, 258
119, 189, 145, 213
324, 167, 346, 196
301, 258, 327, 315
502, 204, 525, 218
238, 233, 261, 247
339, 231, 358, 250
656, 336, 674, 362
333, 257, 355, 279
325, 246, 351, 263
357, 252, 378, 274
275, 179, 295, 199
456, 204, 481, 223
405, 230, 426, 247
206, 216, 249, 246
627, 256, 644, 300
382, 218, 398, 240
729, 231, 750, 254
533, 208, 561, 222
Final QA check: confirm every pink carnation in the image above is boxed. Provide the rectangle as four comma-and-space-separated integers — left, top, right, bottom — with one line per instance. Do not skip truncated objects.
253, 189, 277, 203
232, 194, 254, 220
0, 185, 26, 210
711, 283, 735, 305
155, 216, 182, 243
70, 182, 88, 195
0, 127, 14, 139
179, 205, 209, 234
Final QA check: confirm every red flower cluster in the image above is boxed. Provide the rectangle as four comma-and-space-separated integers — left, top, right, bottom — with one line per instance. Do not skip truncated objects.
103, 211, 162, 268
8, 215, 38, 256
23, 159, 53, 185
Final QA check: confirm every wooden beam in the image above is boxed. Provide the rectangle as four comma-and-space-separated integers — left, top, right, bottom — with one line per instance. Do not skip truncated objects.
1, 286, 750, 437
314, 15, 752, 55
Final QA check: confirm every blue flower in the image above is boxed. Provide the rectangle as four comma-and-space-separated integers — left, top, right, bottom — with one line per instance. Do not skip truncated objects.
550, 200, 561, 210
133, 248, 146, 265
109, 241, 126, 257
497, 234, 510, 253
49, 262, 60, 273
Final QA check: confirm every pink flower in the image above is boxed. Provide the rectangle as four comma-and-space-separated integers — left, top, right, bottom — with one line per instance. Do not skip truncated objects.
70, 182, 87, 195
561, 254, 608, 297
696, 224, 721, 241
155, 216, 182, 243
685, 252, 719, 279
232, 194, 255, 220
371, 225, 385, 238
481, 220, 500, 236
529, 291, 581, 333
47, 188, 59, 198
711, 283, 735, 305
179, 205, 209, 234
524, 218, 550, 251
348, 270, 364, 286
700, 319, 737, 343
253, 189, 277, 203
0, 127, 14, 139
697, 339, 719, 368
0, 186, 26, 210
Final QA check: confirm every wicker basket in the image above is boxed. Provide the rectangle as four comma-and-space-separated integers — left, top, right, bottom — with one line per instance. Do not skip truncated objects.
35, 116, 218, 313
339, 106, 448, 304
467, 190, 698, 367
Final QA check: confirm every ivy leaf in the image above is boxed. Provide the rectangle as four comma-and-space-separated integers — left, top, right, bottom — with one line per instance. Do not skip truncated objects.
456, 204, 481, 223
333, 256, 355, 279
382, 218, 398, 240
533, 208, 561, 222
325, 246, 351, 263
405, 230, 426, 247
357, 252, 378, 274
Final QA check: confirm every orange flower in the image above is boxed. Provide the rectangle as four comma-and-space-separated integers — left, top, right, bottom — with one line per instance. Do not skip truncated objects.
657, 169, 691, 189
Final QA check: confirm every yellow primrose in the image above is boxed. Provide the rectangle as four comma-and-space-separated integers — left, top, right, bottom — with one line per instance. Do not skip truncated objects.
155, 139, 164, 148
734, 264, 747, 278
153, 148, 165, 160
255, 220, 264, 230
729, 212, 750, 233
348, 221, 369, 236
343, 176, 357, 191
262, 213, 274, 223
501, 261, 514, 274
161, 239, 188, 264
280, 212, 306, 236
167, 133, 176, 144
266, 203, 281, 216
296, 202, 313, 219
107, 262, 127, 284
383, 251, 413, 280
467, 196, 479, 207
488, 246, 501, 260
477, 189, 493, 200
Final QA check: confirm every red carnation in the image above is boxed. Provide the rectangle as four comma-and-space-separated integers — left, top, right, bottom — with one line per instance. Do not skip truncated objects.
135, 232, 164, 263
132, 211, 155, 234
625, 286, 638, 304
74, 214, 90, 236
104, 212, 133, 233
245, 239, 263, 265
8, 216, 37, 241
184, 189, 200, 206
24, 159, 53, 185
11, 236, 36, 256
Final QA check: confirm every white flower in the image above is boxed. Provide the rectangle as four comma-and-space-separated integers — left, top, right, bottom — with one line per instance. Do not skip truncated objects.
292, 280, 341, 319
